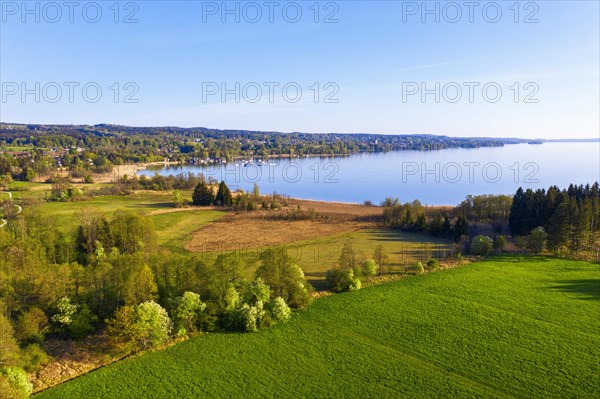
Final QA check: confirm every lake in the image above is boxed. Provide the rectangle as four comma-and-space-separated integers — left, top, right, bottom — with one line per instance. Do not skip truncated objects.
138, 142, 600, 205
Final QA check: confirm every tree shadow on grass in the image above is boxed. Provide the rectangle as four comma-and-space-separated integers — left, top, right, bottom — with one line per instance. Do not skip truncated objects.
549, 279, 600, 300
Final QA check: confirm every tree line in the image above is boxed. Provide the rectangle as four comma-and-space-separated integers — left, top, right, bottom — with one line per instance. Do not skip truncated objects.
509, 183, 600, 257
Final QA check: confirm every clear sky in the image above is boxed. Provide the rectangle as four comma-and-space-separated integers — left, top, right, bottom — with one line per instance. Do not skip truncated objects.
1, 0, 599, 139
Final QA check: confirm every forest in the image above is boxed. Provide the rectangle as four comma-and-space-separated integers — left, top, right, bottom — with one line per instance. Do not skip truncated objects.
0, 123, 526, 183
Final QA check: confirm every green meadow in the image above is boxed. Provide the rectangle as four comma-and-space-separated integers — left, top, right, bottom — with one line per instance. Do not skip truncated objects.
35, 256, 600, 399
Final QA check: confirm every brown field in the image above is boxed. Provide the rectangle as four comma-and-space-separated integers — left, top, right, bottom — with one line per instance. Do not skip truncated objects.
185, 199, 382, 252
185, 215, 367, 252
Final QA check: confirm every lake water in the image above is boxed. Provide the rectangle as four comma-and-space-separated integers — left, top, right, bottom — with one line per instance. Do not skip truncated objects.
138, 142, 600, 206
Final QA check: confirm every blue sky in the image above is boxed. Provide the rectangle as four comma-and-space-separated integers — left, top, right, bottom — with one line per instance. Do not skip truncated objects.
1, 0, 599, 138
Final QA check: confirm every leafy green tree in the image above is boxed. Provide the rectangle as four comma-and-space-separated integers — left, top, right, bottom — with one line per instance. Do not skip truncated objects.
110, 211, 156, 254
526, 227, 547, 254
326, 268, 361, 292
173, 190, 184, 208
67, 304, 97, 340
361, 259, 378, 279
215, 181, 233, 207
106, 305, 141, 354
471, 235, 493, 256
372, 245, 388, 275
242, 278, 271, 306
172, 291, 206, 335
269, 297, 291, 322
134, 301, 173, 350
124, 263, 158, 306
211, 254, 246, 310
238, 302, 265, 332
16, 307, 48, 343
51, 297, 78, 327
256, 248, 312, 309
192, 182, 214, 206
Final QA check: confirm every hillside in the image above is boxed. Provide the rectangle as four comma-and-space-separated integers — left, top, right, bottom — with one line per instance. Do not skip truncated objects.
35, 256, 600, 399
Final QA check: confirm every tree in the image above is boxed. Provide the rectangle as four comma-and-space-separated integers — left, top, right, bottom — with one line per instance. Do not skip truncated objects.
252, 183, 260, 197
0, 310, 21, 368
338, 240, 357, 271
425, 258, 440, 271
242, 278, 271, 306
471, 235, 493, 256
133, 301, 172, 350
372, 245, 388, 275
526, 227, 547, 254
326, 268, 361, 292
215, 181, 233, 207
51, 297, 78, 327
110, 211, 156, 254
16, 307, 48, 343
172, 291, 206, 335
493, 236, 506, 252
0, 173, 13, 190
173, 190, 184, 208
124, 263, 158, 306
361, 259, 378, 279
454, 215, 469, 241
269, 297, 291, 322
256, 248, 312, 309
192, 182, 214, 206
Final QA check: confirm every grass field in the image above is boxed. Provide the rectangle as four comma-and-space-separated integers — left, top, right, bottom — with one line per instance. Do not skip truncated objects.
151, 210, 226, 252
188, 228, 450, 287
35, 256, 600, 399
10, 190, 226, 252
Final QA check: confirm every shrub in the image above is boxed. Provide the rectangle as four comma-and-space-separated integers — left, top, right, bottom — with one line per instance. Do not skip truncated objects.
326, 268, 361, 292
408, 261, 424, 274
67, 304, 97, 340
20, 344, 52, 373
269, 297, 291, 322
493, 236, 506, 252
0, 367, 32, 399
361, 259, 379, 278
471, 235, 493, 256
425, 258, 440, 271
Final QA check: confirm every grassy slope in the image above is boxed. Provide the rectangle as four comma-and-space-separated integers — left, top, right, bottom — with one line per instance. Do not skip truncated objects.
151, 210, 225, 252
36, 256, 600, 399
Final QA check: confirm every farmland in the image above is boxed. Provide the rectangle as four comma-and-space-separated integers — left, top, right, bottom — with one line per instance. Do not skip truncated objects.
35, 256, 600, 399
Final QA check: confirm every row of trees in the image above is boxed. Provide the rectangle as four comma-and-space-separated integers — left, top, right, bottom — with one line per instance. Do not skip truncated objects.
192, 181, 233, 207
509, 183, 600, 256
381, 199, 469, 241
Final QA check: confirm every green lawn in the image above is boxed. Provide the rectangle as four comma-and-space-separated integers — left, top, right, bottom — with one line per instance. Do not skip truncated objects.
35, 256, 600, 399
27, 192, 226, 251
39, 193, 181, 232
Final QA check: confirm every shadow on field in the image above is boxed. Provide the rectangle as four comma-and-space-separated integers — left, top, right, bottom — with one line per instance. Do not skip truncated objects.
550, 279, 600, 300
